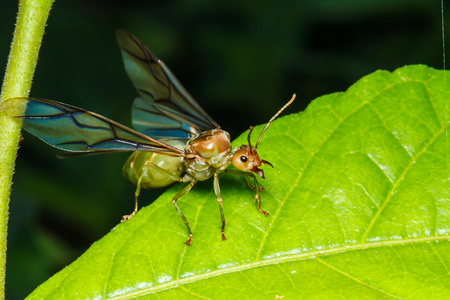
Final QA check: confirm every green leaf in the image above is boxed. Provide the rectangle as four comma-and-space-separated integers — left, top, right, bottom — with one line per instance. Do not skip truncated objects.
27, 65, 450, 299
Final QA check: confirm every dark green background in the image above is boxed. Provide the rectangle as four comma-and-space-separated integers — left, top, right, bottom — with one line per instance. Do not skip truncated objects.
0, 1, 447, 299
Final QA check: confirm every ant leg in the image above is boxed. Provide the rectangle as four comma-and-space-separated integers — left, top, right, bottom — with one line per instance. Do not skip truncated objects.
172, 180, 197, 246
225, 169, 263, 191
244, 175, 264, 192
250, 174, 269, 216
213, 173, 227, 241
122, 162, 187, 222
224, 169, 269, 216
122, 170, 145, 221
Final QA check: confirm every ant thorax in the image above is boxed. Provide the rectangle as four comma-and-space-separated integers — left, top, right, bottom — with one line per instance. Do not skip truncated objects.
185, 129, 233, 181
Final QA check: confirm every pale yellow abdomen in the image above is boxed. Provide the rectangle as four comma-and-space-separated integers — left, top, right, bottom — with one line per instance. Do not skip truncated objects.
122, 140, 185, 189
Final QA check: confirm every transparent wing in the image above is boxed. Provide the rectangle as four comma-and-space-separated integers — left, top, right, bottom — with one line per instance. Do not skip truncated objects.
1, 98, 185, 156
116, 29, 220, 140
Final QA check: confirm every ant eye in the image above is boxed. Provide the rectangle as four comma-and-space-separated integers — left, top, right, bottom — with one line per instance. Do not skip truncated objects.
240, 156, 248, 163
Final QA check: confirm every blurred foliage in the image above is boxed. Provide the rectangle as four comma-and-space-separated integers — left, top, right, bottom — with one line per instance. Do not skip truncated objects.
0, 0, 448, 299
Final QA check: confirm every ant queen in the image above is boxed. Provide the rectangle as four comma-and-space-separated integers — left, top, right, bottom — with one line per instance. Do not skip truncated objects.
1, 30, 295, 245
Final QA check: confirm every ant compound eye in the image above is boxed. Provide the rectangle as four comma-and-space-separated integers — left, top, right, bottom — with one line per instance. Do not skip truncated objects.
232, 148, 252, 171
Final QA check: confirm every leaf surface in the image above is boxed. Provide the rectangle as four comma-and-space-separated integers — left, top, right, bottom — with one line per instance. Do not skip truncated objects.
27, 65, 450, 299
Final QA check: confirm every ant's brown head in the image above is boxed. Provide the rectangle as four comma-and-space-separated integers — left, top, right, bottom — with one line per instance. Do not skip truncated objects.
231, 127, 273, 178
231, 94, 296, 178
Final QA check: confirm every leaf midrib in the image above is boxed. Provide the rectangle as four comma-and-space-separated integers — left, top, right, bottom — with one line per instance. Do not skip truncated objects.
108, 235, 450, 299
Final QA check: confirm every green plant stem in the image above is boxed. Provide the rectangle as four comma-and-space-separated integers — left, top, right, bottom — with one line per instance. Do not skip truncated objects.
0, 0, 54, 298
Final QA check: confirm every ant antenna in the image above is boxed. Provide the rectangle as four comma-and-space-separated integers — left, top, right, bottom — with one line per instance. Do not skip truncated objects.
247, 126, 254, 149
255, 94, 296, 148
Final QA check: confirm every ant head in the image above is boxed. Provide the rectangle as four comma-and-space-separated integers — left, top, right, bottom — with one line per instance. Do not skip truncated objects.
231, 127, 273, 178
231, 94, 296, 178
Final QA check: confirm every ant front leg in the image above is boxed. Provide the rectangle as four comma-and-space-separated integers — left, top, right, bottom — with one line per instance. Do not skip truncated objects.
248, 174, 269, 216
244, 175, 264, 192
225, 170, 269, 216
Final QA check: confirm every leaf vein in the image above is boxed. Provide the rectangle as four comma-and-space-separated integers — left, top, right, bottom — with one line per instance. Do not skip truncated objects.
423, 79, 444, 126
314, 257, 403, 299
179, 285, 212, 299
365, 153, 394, 184
360, 122, 450, 243
429, 242, 450, 273
368, 102, 414, 159
276, 264, 300, 292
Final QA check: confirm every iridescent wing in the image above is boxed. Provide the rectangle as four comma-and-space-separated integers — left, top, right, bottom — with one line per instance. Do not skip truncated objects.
1, 98, 185, 156
116, 30, 220, 141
